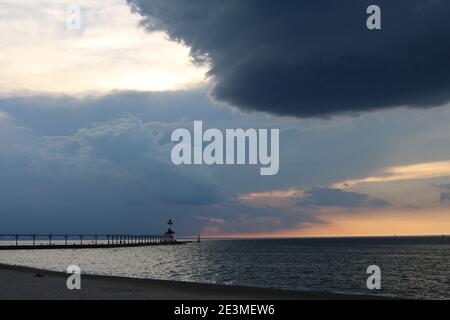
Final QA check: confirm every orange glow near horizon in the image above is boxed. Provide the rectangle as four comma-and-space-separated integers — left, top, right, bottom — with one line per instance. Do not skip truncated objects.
197, 208, 450, 238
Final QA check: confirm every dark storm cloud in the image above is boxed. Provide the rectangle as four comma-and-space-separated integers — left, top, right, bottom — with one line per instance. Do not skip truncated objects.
0, 109, 320, 235
434, 183, 450, 205
127, 0, 450, 117
439, 192, 450, 204
298, 188, 390, 208
0, 114, 225, 233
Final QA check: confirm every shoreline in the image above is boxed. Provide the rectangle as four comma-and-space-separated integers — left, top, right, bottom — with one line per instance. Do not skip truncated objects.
0, 263, 389, 300
0, 241, 189, 250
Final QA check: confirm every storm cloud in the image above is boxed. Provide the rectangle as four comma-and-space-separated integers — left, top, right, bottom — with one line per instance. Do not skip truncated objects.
440, 192, 450, 204
438, 184, 450, 204
128, 0, 450, 117
0, 113, 225, 233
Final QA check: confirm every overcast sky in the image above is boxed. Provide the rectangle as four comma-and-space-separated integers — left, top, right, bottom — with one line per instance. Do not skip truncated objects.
1, 0, 450, 236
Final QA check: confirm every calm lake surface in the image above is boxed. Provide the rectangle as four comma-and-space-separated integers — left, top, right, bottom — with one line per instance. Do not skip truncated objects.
0, 237, 448, 299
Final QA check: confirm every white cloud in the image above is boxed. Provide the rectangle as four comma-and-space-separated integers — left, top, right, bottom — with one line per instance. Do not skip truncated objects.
333, 160, 450, 188
0, 0, 208, 96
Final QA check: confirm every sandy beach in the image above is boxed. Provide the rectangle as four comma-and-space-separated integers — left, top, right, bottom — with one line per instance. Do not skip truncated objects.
0, 263, 384, 300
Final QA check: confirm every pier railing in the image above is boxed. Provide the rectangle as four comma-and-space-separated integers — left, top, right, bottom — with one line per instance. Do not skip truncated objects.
0, 234, 171, 250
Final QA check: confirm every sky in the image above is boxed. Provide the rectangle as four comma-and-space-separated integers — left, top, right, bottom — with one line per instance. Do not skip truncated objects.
1, 0, 450, 237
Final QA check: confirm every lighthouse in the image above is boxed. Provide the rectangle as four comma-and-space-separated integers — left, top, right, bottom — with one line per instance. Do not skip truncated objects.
163, 219, 176, 243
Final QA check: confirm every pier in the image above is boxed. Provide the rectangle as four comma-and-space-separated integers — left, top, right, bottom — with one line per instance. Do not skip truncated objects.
0, 234, 187, 250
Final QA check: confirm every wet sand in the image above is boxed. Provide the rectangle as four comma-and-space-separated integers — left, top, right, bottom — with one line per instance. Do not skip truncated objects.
0, 263, 384, 300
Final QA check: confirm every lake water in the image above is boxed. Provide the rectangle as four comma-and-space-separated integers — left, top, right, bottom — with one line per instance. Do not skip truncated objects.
0, 237, 448, 299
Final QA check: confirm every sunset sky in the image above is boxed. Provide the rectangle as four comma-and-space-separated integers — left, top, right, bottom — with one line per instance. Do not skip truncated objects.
1, 0, 450, 237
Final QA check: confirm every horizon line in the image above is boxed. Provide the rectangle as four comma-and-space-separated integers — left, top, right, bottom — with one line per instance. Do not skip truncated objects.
179, 233, 448, 240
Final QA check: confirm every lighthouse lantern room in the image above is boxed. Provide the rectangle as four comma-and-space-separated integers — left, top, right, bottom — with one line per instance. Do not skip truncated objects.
163, 219, 176, 243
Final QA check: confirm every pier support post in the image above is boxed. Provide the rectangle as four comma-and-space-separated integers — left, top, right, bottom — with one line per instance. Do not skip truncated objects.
15, 234, 18, 246
49, 234, 52, 246
32, 234, 35, 246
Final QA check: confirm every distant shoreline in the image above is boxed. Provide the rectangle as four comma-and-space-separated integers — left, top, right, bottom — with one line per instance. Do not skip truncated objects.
0, 263, 389, 300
